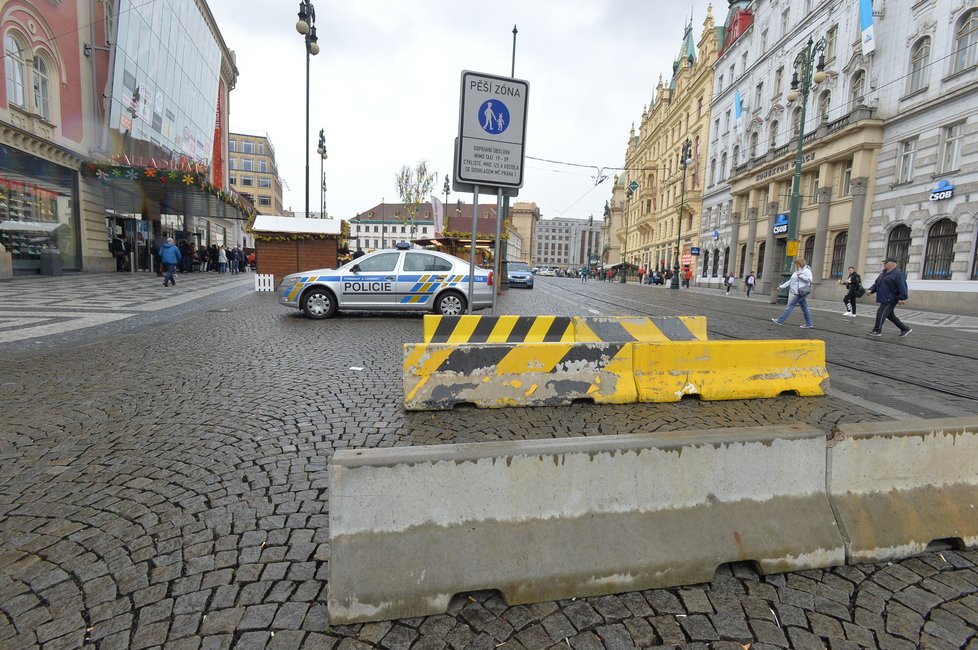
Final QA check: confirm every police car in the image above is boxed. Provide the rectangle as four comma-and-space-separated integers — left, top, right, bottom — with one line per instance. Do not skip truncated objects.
279, 244, 495, 319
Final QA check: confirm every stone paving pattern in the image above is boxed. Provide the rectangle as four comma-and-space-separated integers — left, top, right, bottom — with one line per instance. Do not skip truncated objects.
1, 278, 977, 648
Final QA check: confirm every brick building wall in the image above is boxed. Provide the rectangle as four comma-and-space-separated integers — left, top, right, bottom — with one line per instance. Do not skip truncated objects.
256, 238, 338, 287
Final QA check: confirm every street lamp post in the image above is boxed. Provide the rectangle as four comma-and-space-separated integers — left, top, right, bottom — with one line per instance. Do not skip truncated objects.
621, 188, 633, 283
317, 129, 327, 218
587, 214, 593, 271
671, 139, 693, 290
295, 1, 319, 220
779, 36, 827, 303
442, 174, 450, 236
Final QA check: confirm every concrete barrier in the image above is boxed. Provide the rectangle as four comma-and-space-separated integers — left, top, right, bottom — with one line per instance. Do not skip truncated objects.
403, 341, 636, 409
633, 339, 828, 402
828, 416, 978, 564
574, 316, 708, 342
328, 423, 844, 624
423, 315, 575, 344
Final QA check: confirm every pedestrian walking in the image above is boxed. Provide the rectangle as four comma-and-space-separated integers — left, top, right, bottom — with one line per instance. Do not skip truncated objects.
725, 273, 735, 294
160, 237, 181, 287
579, 266, 588, 283
771, 257, 814, 328
218, 245, 228, 273
866, 257, 912, 337
840, 265, 864, 317
745, 272, 755, 297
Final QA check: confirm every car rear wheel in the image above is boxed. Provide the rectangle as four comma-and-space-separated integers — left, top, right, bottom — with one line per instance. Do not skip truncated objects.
435, 290, 466, 316
301, 287, 337, 319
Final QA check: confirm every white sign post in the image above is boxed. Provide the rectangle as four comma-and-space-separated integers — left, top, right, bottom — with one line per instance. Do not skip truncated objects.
454, 70, 529, 313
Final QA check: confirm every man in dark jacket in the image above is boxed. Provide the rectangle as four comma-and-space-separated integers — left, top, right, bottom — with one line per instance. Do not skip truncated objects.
867, 257, 911, 337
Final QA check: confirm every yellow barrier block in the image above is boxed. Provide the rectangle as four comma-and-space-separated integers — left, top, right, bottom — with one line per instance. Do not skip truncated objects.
423, 315, 576, 344
573, 316, 708, 342
404, 342, 637, 410
632, 340, 828, 402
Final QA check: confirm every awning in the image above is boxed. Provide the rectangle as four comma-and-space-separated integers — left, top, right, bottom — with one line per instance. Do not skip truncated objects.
0, 220, 66, 233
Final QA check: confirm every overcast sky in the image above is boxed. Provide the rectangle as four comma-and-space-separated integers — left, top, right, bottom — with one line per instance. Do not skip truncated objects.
208, 0, 714, 222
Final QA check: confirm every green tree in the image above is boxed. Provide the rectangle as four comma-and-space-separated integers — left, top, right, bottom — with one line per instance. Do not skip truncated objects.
394, 161, 435, 230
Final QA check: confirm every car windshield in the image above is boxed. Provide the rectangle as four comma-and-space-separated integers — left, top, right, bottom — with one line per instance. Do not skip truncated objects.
509, 262, 531, 272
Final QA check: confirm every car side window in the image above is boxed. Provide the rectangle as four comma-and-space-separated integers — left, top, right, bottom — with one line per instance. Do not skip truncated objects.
356, 252, 400, 273
404, 252, 452, 272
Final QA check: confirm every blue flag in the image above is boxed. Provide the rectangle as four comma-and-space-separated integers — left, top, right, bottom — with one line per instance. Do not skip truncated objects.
734, 90, 744, 134
860, 0, 875, 55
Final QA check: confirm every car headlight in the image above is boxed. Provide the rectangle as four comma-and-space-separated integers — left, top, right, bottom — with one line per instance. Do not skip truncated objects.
281, 276, 300, 288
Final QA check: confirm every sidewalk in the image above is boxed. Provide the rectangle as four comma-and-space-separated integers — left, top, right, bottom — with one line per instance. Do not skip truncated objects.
0, 271, 255, 348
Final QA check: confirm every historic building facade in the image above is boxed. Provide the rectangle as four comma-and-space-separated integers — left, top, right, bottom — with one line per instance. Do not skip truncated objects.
619, 8, 718, 281
229, 132, 284, 215
867, 1, 978, 314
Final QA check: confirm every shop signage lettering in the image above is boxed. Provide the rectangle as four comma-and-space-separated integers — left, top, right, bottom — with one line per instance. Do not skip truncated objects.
929, 179, 954, 202
109, 154, 210, 174
755, 152, 815, 182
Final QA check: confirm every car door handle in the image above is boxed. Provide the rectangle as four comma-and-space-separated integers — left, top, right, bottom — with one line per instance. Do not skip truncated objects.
385, 276, 395, 281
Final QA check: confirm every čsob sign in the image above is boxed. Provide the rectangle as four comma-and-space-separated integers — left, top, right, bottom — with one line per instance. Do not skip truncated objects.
772, 213, 789, 236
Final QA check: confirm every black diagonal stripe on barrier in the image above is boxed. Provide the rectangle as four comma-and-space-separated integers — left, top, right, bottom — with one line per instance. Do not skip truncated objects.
655, 318, 698, 341
557, 342, 625, 366
508, 316, 536, 343
436, 345, 512, 373
584, 319, 636, 342
470, 317, 499, 343
544, 317, 573, 342
431, 317, 460, 343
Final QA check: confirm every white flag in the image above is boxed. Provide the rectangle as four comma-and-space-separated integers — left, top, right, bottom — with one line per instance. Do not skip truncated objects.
430, 195, 444, 237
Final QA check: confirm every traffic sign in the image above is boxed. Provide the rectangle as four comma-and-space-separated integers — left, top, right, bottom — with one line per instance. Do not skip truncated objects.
454, 70, 529, 192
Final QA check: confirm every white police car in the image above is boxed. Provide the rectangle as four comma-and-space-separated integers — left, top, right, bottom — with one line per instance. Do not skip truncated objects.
279, 245, 495, 319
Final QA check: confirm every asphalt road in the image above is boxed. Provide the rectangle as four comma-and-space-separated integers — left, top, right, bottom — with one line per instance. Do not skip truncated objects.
1, 273, 976, 649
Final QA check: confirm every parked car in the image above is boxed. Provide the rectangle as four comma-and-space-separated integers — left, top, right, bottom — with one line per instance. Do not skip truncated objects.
506, 261, 534, 289
279, 248, 494, 319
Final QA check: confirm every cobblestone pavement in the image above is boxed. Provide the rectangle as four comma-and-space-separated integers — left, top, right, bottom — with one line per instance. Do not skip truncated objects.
1, 275, 976, 649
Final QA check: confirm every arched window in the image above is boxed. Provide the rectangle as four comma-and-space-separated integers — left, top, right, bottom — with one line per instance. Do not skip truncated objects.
804, 236, 815, 266
732, 145, 740, 167
723, 246, 730, 275
709, 158, 716, 186
791, 107, 802, 137
953, 9, 978, 73
922, 218, 957, 279
739, 243, 747, 276
702, 250, 710, 277
749, 132, 759, 159
33, 56, 50, 120
769, 120, 779, 149
711, 249, 720, 277
818, 91, 831, 123
757, 242, 766, 279
850, 71, 866, 108
886, 225, 912, 270
909, 37, 930, 93
4, 34, 26, 107
720, 153, 728, 180
830, 231, 847, 278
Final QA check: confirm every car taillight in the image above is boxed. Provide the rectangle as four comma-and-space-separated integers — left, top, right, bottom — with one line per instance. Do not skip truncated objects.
488, 271, 494, 286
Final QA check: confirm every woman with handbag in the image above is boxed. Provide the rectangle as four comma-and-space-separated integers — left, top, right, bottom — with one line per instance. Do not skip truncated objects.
771, 257, 814, 328
840, 266, 863, 317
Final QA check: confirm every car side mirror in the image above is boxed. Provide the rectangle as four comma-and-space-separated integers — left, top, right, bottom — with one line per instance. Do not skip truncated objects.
350, 264, 360, 273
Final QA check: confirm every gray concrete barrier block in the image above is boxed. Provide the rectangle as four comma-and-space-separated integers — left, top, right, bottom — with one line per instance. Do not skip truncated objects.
328, 424, 844, 624
828, 416, 978, 564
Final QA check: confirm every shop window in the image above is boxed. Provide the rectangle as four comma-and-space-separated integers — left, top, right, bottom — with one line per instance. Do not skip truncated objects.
739, 244, 746, 277
804, 237, 815, 265
757, 242, 766, 279
829, 232, 847, 278
702, 251, 710, 277
953, 9, 977, 74
723, 246, 730, 276
922, 219, 957, 279
4, 34, 26, 107
908, 37, 930, 93
32, 56, 50, 120
886, 225, 912, 270
972, 224, 978, 280
711, 249, 720, 277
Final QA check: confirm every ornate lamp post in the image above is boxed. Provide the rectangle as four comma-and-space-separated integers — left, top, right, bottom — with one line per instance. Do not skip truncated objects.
295, 1, 319, 219
671, 139, 693, 290
779, 36, 827, 303
621, 188, 633, 283
317, 129, 327, 218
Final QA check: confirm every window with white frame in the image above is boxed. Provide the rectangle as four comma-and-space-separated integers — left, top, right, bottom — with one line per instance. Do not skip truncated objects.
825, 25, 838, 62
818, 91, 831, 123
761, 29, 768, 52
4, 34, 26, 108
791, 107, 802, 137
709, 158, 716, 186
774, 66, 784, 97
724, 110, 731, 134
32, 56, 50, 120
953, 9, 977, 73
242, 141, 254, 154
720, 152, 728, 180
897, 139, 917, 183
258, 178, 271, 188
841, 159, 853, 195
717, 74, 724, 94
909, 38, 930, 93
713, 118, 720, 140
240, 177, 254, 187
258, 196, 271, 207
749, 132, 758, 158
850, 71, 866, 108
755, 82, 764, 108
769, 120, 779, 149
940, 123, 964, 172
781, 9, 790, 37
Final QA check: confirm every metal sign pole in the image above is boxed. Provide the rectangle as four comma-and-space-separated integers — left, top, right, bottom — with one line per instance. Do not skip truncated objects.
468, 186, 479, 314
492, 187, 502, 314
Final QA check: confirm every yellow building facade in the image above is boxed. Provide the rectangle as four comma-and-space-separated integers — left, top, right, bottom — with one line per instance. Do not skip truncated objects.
621, 9, 718, 278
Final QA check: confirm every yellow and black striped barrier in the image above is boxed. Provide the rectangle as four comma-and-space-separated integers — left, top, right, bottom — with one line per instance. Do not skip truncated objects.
403, 341, 636, 410
573, 316, 707, 342
423, 315, 576, 344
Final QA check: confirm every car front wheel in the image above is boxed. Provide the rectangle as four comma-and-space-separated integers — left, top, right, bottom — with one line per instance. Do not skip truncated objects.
435, 291, 466, 316
301, 287, 337, 319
